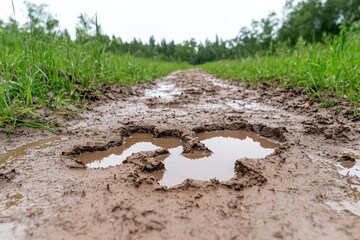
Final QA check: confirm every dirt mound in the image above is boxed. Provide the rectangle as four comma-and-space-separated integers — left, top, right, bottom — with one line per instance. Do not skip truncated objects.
123, 149, 169, 172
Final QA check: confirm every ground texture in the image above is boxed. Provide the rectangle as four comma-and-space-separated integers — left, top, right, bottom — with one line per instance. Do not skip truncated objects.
1, 69, 360, 240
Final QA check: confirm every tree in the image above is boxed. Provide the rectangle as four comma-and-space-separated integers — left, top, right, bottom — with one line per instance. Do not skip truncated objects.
278, 0, 323, 44
24, 2, 59, 37
278, 0, 360, 45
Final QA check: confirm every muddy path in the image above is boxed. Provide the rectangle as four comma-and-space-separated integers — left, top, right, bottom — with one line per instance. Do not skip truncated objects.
1, 69, 360, 239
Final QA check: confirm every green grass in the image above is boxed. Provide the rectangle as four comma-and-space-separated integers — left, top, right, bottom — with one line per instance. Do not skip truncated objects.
0, 24, 189, 130
202, 31, 360, 106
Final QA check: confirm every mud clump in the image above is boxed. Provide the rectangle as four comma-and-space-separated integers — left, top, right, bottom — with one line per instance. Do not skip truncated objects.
171, 160, 268, 191
172, 179, 204, 190
0, 168, 17, 182
121, 125, 156, 136
258, 126, 287, 142
123, 149, 169, 172
181, 132, 212, 154
125, 172, 158, 188
66, 139, 123, 156
101, 84, 138, 100
337, 153, 357, 168
182, 139, 212, 155
304, 119, 351, 140
222, 160, 267, 191
339, 154, 356, 163
63, 158, 86, 169
193, 121, 287, 142
77, 84, 138, 106
153, 128, 182, 138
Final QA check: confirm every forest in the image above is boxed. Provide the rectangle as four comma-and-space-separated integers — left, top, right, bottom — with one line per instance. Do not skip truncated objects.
90, 0, 360, 64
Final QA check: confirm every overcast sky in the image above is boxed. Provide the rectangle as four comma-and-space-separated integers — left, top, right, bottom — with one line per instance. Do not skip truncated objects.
1, 0, 287, 43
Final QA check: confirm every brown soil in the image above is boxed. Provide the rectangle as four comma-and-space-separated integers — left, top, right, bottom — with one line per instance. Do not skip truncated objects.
1, 69, 360, 240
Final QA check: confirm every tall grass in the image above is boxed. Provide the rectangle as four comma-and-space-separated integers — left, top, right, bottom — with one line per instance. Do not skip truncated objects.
0, 16, 189, 130
202, 30, 360, 106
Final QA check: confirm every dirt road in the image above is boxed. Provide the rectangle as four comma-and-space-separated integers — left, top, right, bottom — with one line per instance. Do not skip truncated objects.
1, 69, 359, 239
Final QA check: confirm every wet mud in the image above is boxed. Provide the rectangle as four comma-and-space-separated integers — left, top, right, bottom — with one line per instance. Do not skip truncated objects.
1, 69, 360, 239
73, 130, 278, 187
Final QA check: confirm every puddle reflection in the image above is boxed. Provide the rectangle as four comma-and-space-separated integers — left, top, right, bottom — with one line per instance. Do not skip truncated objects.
76, 131, 279, 187
0, 137, 60, 165
337, 160, 360, 178
76, 134, 182, 168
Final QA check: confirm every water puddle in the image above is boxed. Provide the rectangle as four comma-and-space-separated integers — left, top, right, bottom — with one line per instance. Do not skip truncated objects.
325, 200, 360, 217
155, 131, 279, 186
308, 152, 360, 193
0, 222, 25, 240
337, 160, 360, 178
144, 83, 182, 101
76, 131, 279, 187
0, 137, 60, 165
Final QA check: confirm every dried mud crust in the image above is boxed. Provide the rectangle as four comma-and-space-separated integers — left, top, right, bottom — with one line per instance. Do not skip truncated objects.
0, 69, 360, 240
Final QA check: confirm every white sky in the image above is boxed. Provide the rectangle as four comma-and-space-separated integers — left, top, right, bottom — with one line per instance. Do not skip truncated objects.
0, 0, 286, 43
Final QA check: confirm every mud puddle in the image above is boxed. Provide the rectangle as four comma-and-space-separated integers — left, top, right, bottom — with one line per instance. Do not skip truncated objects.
75, 133, 182, 168
76, 130, 278, 187
337, 160, 360, 178
325, 200, 360, 217
0, 222, 25, 240
0, 137, 60, 165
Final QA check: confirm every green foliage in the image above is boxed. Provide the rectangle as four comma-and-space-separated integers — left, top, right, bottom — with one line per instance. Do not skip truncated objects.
278, 0, 360, 45
96, 0, 359, 64
202, 30, 360, 105
320, 99, 338, 108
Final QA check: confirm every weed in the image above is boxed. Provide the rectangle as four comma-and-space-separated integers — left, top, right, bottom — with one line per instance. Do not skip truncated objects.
320, 99, 338, 108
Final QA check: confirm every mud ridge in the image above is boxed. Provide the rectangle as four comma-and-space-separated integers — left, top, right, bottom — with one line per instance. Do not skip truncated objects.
123, 149, 169, 172
192, 121, 288, 142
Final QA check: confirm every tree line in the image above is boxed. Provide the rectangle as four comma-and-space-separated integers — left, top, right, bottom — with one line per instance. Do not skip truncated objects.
1, 0, 359, 65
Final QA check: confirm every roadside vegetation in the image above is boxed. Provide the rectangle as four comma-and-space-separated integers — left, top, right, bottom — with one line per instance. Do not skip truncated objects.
0, 2, 189, 130
203, 0, 360, 107
203, 30, 360, 105
0, 0, 359, 130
